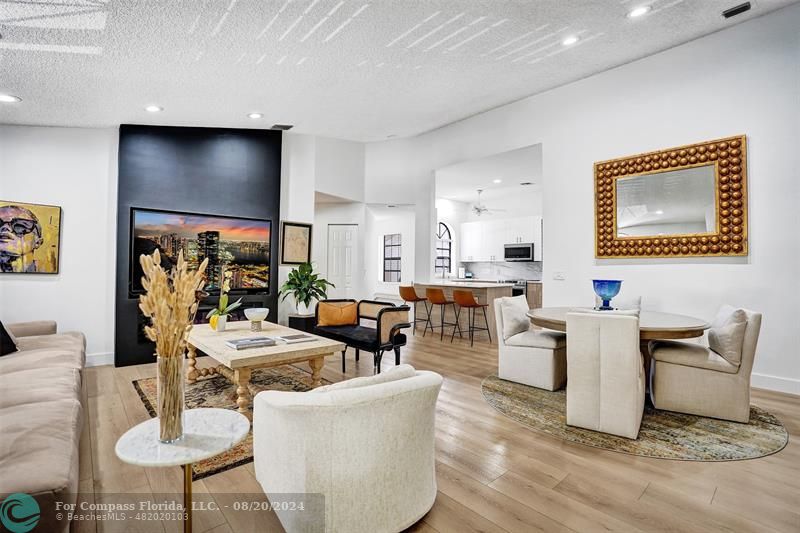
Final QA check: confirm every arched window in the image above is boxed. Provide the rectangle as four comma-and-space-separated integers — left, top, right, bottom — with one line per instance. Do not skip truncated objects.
435, 222, 452, 275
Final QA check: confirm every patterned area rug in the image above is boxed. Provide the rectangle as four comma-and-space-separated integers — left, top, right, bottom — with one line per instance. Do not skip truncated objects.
481, 375, 788, 461
133, 366, 331, 480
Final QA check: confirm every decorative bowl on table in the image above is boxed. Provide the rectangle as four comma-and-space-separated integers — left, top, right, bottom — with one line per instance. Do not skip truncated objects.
244, 308, 269, 331
592, 280, 623, 310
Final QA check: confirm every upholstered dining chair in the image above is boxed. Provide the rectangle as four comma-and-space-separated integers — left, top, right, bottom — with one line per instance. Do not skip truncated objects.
566, 311, 645, 439
494, 296, 567, 391
650, 305, 762, 423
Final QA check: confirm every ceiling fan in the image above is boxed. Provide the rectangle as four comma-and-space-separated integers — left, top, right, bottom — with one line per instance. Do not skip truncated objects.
471, 189, 507, 216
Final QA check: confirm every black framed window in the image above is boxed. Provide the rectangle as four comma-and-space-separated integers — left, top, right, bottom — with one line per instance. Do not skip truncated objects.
383, 233, 402, 282
435, 222, 452, 275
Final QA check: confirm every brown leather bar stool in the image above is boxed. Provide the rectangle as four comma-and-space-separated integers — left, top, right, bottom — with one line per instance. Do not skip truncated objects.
425, 288, 463, 341
399, 285, 432, 336
452, 289, 492, 347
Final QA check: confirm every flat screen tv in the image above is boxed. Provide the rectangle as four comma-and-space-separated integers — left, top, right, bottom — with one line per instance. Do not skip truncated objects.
130, 208, 271, 295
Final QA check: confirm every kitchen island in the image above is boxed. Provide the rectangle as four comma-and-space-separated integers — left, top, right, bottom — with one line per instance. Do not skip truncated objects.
412, 281, 514, 342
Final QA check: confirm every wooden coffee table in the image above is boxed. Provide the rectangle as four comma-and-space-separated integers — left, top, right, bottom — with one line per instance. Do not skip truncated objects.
186, 321, 345, 419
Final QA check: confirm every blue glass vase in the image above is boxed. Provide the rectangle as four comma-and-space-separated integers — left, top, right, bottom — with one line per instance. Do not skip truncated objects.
592, 279, 623, 310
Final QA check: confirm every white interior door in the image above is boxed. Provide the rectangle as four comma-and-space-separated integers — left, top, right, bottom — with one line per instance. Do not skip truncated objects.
327, 224, 358, 299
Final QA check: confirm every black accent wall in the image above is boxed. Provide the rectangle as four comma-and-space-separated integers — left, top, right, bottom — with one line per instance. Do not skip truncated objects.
115, 125, 282, 367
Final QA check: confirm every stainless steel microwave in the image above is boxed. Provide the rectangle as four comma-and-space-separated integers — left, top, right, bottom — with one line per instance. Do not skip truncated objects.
504, 243, 534, 261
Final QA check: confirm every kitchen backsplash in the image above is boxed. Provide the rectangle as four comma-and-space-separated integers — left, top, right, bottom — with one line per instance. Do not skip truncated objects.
460, 261, 542, 280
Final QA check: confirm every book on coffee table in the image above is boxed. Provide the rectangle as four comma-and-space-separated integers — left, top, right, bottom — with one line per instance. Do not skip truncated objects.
225, 337, 277, 350
275, 333, 316, 344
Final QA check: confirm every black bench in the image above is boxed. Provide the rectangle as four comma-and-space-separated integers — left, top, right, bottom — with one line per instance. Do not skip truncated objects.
314, 299, 411, 374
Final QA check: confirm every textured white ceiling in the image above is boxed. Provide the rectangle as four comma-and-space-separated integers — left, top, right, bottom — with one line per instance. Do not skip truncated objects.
436, 144, 542, 202
0, 0, 796, 141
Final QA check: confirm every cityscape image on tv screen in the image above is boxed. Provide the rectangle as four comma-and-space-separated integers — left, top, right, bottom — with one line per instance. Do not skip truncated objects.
131, 209, 270, 293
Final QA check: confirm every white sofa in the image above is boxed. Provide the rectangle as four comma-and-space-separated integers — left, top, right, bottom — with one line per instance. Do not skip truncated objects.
253, 364, 443, 533
566, 311, 645, 439
494, 297, 567, 391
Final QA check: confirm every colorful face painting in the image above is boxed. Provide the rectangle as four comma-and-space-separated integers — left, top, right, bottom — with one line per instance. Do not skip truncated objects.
0, 201, 62, 274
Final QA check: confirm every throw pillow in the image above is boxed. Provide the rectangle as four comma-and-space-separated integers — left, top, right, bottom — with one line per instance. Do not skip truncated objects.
710, 305, 740, 329
0, 321, 18, 357
317, 302, 358, 327
500, 296, 530, 340
708, 308, 747, 365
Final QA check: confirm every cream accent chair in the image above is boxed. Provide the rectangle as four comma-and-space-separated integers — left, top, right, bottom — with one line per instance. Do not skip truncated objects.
650, 305, 762, 423
253, 365, 442, 533
494, 297, 567, 391
566, 311, 645, 439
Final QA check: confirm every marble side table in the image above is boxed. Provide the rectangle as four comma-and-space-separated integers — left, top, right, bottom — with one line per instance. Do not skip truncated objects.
115, 408, 250, 533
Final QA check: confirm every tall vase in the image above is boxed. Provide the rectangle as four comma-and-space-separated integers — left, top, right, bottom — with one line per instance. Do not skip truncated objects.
157, 355, 185, 443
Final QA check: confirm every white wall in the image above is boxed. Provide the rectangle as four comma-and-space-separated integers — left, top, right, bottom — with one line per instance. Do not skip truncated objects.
314, 137, 365, 202
365, 207, 416, 298
277, 133, 368, 321
277, 133, 317, 323
0, 125, 118, 364
365, 6, 800, 393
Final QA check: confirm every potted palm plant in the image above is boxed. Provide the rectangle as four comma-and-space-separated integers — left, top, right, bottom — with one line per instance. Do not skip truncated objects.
206, 270, 242, 331
279, 263, 334, 316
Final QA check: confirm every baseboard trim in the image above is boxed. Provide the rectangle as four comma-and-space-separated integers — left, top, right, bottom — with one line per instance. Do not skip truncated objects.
86, 351, 114, 367
751, 372, 800, 396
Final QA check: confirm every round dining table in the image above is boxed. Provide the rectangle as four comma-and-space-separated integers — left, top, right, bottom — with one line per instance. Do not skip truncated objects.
527, 307, 710, 340
527, 307, 710, 379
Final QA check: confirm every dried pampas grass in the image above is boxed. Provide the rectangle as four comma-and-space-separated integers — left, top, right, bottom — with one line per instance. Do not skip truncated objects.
139, 249, 208, 441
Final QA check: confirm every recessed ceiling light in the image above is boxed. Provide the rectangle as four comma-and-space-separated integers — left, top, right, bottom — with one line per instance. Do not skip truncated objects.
561, 35, 579, 46
654, 210, 664, 215
627, 6, 651, 18
248, 113, 263, 119
493, 179, 502, 184
0, 93, 22, 103
144, 105, 163, 113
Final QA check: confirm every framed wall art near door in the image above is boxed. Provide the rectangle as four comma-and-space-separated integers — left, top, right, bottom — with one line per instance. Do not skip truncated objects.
0, 200, 62, 274
280, 221, 312, 265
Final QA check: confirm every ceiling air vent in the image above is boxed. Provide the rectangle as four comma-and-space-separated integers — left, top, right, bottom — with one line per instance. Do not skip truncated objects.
271, 124, 294, 131
722, 2, 751, 19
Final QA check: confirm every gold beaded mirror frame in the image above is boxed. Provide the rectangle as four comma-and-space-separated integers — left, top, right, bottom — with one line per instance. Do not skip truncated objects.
594, 135, 748, 258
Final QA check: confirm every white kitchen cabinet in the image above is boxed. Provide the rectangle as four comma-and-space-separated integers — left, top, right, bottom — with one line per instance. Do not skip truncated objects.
459, 221, 484, 261
459, 215, 543, 262
505, 216, 538, 244
483, 219, 506, 262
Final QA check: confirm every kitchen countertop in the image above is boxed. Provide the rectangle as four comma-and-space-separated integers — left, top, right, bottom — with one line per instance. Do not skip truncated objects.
451, 278, 543, 283
415, 280, 516, 289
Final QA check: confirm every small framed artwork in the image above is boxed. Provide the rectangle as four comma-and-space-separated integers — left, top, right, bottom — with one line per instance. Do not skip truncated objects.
0, 200, 62, 274
280, 221, 312, 265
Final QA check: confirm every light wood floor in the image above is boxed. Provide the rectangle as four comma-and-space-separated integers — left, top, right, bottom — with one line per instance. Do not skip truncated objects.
78, 330, 800, 533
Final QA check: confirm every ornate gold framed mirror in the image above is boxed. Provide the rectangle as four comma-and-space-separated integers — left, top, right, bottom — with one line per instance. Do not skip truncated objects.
594, 135, 748, 258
